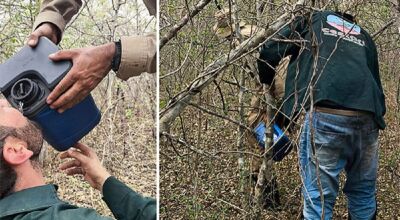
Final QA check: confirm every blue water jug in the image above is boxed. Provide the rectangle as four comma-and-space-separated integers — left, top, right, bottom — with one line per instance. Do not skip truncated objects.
253, 122, 293, 161
0, 37, 101, 151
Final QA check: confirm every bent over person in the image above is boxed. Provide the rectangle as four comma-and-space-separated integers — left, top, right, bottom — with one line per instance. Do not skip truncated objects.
257, 10, 385, 220
0, 100, 156, 219
27, 0, 156, 113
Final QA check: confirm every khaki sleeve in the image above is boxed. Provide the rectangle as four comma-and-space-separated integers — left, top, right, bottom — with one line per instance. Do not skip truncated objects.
33, 0, 82, 37
143, 0, 156, 16
117, 34, 156, 80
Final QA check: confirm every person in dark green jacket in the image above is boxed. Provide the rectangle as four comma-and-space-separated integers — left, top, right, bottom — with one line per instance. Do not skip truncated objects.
257, 10, 384, 220
0, 100, 156, 220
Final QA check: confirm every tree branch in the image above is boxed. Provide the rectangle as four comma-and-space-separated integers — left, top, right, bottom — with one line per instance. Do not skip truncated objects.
160, 0, 213, 49
159, 0, 306, 134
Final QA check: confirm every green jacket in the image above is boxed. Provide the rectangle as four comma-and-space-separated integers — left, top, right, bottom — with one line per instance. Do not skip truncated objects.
257, 10, 386, 129
0, 177, 156, 220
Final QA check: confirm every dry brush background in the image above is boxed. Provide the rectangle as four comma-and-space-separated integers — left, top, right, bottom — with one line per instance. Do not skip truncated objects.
0, 0, 156, 217
160, 0, 400, 219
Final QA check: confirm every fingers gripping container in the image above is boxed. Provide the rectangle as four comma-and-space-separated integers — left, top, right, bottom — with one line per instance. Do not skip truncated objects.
0, 37, 101, 151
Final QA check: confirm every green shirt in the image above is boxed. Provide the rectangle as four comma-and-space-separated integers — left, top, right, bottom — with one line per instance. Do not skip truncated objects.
0, 177, 156, 220
257, 10, 386, 129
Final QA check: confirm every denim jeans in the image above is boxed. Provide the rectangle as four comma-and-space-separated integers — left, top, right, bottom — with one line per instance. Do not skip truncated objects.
299, 111, 379, 220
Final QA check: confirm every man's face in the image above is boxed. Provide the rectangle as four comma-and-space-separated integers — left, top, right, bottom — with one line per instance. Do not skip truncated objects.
0, 100, 28, 128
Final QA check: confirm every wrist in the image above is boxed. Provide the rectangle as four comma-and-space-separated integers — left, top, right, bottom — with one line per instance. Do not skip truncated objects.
39, 22, 61, 44
104, 42, 116, 61
98, 172, 112, 193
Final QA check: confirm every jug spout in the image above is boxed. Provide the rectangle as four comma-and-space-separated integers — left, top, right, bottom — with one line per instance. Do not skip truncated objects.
7, 77, 49, 117
11, 78, 44, 109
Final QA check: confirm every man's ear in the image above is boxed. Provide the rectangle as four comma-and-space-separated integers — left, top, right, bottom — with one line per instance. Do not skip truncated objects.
2, 137, 33, 166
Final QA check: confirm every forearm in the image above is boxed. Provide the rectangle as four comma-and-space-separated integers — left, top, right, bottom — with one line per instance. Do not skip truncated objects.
143, 0, 156, 16
33, 0, 82, 42
257, 16, 306, 85
102, 176, 156, 220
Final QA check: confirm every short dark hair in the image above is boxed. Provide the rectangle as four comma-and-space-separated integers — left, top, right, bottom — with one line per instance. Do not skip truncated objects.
0, 126, 18, 199
0, 122, 43, 199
